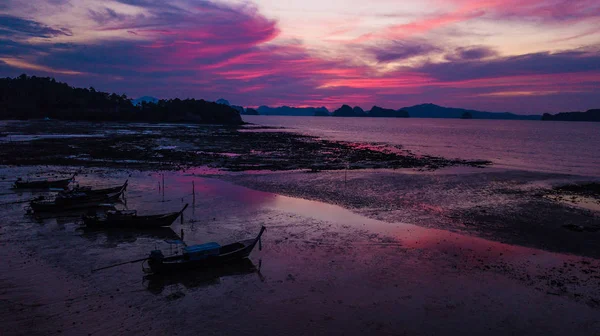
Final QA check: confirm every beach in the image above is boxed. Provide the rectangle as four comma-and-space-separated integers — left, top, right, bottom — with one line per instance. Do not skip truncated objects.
0, 120, 599, 335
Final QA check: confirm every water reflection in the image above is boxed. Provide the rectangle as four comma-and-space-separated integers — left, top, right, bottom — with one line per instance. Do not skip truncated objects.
80, 227, 180, 244
28, 204, 118, 223
143, 258, 259, 295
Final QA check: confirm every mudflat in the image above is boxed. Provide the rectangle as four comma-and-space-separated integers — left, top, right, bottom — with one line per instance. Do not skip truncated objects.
0, 121, 599, 336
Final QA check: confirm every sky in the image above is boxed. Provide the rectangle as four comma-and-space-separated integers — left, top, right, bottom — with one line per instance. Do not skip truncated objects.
0, 0, 599, 113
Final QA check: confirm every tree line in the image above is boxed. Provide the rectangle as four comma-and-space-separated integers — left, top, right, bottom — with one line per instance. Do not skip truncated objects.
0, 75, 242, 124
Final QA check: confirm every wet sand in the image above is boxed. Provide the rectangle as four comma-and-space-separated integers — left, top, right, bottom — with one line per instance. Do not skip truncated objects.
223, 168, 600, 257
1, 167, 599, 336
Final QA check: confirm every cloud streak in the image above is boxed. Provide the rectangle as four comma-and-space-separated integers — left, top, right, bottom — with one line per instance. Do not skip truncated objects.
0, 14, 71, 38
367, 40, 442, 62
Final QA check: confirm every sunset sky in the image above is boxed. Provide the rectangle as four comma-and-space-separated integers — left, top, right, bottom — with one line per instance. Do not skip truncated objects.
1, 0, 599, 113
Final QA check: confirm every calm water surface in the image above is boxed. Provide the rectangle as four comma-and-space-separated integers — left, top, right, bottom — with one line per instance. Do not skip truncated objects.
244, 116, 600, 177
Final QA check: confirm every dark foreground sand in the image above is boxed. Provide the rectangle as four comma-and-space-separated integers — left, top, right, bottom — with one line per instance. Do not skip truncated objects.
1, 167, 599, 336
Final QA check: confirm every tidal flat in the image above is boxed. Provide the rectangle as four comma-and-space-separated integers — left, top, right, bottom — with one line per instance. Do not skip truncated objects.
0, 121, 599, 336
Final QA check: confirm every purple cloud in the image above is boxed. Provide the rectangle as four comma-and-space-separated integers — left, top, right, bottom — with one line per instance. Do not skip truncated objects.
420, 50, 600, 82
367, 40, 441, 62
446, 46, 498, 61
0, 14, 71, 38
88, 7, 132, 25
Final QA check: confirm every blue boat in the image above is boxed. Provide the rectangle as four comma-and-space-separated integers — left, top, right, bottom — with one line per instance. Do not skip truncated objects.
145, 226, 266, 274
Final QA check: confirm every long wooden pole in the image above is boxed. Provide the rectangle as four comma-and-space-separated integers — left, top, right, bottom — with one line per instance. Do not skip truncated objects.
91, 257, 148, 272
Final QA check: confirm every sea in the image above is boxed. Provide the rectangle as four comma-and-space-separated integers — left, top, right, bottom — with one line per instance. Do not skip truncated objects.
243, 116, 600, 177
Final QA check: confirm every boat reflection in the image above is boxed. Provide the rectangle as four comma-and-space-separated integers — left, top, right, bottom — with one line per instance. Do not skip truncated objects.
80, 227, 180, 244
28, 203, 119, 223
143, 258, 260, 295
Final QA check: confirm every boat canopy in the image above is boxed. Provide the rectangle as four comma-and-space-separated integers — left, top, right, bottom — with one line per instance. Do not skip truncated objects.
184, 242, 220, 255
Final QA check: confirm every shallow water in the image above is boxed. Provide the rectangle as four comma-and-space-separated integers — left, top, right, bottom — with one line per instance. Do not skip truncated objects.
0, 134, 105, 142
1, 167, 598, 335
243, 116, 600, 177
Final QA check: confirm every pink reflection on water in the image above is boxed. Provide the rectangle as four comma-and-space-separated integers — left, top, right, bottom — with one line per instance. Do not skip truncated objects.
171, 172, 276, 207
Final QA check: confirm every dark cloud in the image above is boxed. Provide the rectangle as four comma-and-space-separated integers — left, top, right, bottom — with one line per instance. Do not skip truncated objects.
0, 38, 60, 56
420, 51, 600, 81
446, 46, 498, 61
368, 40, 441, 62
0, 15, 71, 38
88, 7, 132, 25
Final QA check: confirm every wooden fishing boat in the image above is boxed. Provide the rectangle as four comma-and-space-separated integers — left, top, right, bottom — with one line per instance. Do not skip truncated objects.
13, 175, 74, 189
60, 180, 128, 197
145, 226, 266, 274
82, 204, 188, 229
29, 188, 125, 212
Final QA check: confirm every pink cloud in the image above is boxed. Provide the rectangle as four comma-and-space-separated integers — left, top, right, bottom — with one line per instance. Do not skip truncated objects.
355, 0, 600, 42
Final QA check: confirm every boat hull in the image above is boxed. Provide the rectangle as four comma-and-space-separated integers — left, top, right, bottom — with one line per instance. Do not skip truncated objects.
84, 212, 181, 229
14, 177, 72, 189
83, 204, 187, 229
148, 239, 258, 274
30, 190, 124, 213
61, 181, 127, 198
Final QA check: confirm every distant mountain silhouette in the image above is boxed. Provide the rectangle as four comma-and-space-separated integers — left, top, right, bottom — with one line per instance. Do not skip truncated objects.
402, 103, 540, 120
332, 105, 366, 117
257, 105, 329, 116
216, 98, 248, 114
132, 96, 159, 106
353, 106, 367, 117
331, 105, 408, 118
314, 110, 330, 116
216, 98, 231, 106
542, 109, 600, 122
369, 106, 409, 118
231, 105, 244, 113
243, 108, 259, 115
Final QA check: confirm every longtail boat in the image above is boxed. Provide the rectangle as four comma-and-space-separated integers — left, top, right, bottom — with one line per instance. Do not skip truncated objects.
60, 180, 128, 197
83, 204, 188, 229
144, 226, 266, 274
29, 187, 126, 213
13, 175, 74, 189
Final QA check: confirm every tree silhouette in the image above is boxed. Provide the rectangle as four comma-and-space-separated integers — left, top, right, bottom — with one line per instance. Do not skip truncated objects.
0, 74, 243, 124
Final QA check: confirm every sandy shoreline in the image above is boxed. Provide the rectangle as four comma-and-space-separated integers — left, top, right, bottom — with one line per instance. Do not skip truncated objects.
0, 120, 599, 335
